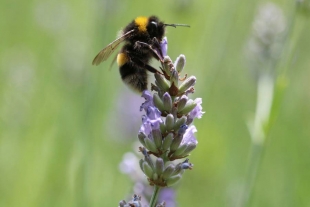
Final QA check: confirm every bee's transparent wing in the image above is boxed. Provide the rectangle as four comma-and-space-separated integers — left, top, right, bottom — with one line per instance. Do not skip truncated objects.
92, 29, 134, 66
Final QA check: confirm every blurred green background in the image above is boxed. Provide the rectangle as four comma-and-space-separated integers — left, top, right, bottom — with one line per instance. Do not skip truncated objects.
1, 0, 309, 206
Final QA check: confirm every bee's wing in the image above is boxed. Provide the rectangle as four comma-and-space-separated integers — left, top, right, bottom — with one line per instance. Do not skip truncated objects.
92, 29, 134, 66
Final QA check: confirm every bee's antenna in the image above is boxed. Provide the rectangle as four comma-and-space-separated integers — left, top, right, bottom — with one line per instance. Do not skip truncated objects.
164, 23, 190, 28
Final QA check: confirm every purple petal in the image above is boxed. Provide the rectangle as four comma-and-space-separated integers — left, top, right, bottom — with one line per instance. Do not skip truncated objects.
140, 90, 154, 112
160, 37, 168, 57
140, 118, 153, 135
139, 106, 163, 135
188, 98, 204, 120
146, 106, 161, 120
181, 125, 198, 145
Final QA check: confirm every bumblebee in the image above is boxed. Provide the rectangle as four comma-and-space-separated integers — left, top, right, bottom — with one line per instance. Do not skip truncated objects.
92, 15, 189, 92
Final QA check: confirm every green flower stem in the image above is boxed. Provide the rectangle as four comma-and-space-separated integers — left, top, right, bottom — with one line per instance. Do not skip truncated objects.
149, 185, 161, 207
239, 3, 304, 207
240, 142, 264, 207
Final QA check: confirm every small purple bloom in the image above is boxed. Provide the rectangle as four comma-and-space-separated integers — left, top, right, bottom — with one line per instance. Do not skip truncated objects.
181, 125, 198, 145
139, 90, 163, 135
140, 107, 163, 135
146, 106, 161, 120
181, 162, 193, 170
178, 124, 188, 135
140, 90, 153, 112
160, 37, 168, 57
188, 98, 204, 120
140, 115, 152, 135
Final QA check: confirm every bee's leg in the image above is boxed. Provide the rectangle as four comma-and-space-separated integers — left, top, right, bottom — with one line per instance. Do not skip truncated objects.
144, 64, 163, 75
134, 41, 163, 62
132, 57, 163, 75
151, 37, 164, 59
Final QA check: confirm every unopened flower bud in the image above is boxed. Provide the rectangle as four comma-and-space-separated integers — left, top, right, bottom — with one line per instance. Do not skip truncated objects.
172, 164, 184, 176
160, 122, 166, 134
162, 133, 173, 151
173, 116, 187, 131
177, 95, 188, 111
178, 76, 196, 94
166, 175, 182, 186
142, 161, 154, 178
174, 54, 186, 73
163, 56, 173, 75
170, 70, 179, 87
172, 144, 187, 157
152, 129, 162, 148
179, 100, 197, 115
180, 142, 197, 157
141, 147, 154, 169
165, 114, 175, 131
139, 159, 144, 172
171, 106, 178, 118
145, 138, 158, 153
172, 159, 191, 175
162, 164, 175, 180
155, 73, 170, 91
155, 158, 164, 175
138, 132, 146, 146
170, 136, 182, 152
153, 93, 165, 111
162, 92, 172, 112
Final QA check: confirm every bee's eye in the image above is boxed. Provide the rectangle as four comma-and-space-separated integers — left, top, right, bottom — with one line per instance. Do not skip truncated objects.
148, 21, 158, 36
151, 21, 157, 27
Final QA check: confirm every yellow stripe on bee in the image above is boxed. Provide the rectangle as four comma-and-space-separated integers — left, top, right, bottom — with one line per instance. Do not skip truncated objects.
135, 16, 148, 33
117, 53, 129, 66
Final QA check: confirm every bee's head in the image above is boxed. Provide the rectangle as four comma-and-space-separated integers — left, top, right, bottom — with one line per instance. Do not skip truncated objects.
133, 16, 165, 41
133, 16, 189, 41
146, 16, 165, 41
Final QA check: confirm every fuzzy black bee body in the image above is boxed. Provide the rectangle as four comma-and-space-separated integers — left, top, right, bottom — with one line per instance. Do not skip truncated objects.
92, 16, 189, 92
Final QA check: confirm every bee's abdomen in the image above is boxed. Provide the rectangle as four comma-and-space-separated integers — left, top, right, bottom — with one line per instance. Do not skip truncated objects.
117, 52, 129, 67
119, 59, 148, 93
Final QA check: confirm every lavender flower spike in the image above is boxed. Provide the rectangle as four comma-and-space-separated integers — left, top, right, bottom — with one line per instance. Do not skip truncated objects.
119, 37, 204, 207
